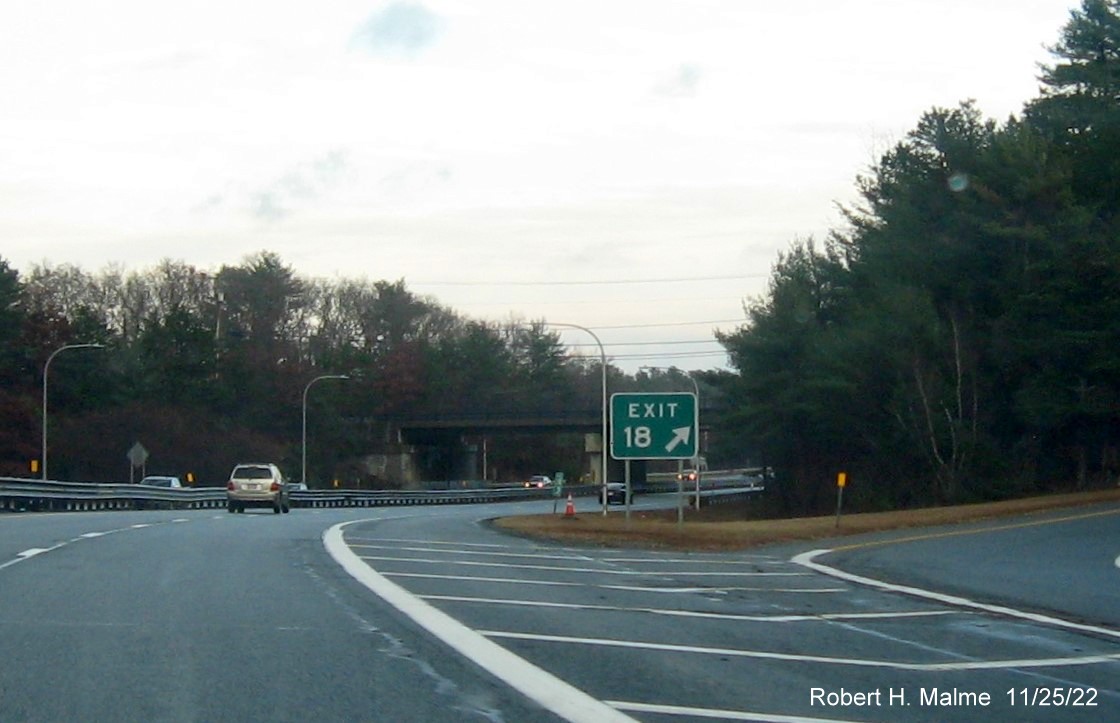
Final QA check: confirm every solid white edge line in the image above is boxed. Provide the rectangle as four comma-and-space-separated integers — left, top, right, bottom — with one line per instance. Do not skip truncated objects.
792, 549, 1120, 641
323, 520, 636, 723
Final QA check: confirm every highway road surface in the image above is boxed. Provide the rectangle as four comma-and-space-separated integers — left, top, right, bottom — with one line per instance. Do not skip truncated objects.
0, 495, 1117, 722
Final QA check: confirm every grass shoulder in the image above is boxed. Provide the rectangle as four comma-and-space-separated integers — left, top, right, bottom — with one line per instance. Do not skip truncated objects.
491, 488, 1120, 551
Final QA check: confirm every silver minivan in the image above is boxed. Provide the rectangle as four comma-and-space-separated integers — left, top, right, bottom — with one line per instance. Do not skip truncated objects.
226, 463, 290, 514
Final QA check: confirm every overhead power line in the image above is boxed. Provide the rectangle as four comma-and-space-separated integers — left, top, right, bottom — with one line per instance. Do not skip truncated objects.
412, 274, 765, 287
590, 318, 742, 330
607, 350, 729, 361
568, 339, 722, 348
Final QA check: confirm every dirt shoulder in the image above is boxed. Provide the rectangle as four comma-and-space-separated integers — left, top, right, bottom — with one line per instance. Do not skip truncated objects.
492, 488, 1120, 551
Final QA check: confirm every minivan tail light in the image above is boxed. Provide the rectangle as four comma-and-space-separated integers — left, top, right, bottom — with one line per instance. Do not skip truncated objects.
226, 481, 235, 491
270, 481, 280, 491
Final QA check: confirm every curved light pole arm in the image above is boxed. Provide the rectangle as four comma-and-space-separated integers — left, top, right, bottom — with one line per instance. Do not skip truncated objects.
302, 374, 351, 485
42, 343, 105, 480
545, 322, 609, 515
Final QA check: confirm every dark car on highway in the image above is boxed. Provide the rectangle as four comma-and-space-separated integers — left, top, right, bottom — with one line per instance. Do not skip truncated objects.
601, 482, 631, 505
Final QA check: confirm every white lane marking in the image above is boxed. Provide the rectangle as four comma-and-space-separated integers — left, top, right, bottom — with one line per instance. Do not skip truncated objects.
383, 572, 843, 594
602, 557, 782, 565
348, 537, 514, 549
358, 554, 807, 576
0, 545, 62, 571
482, 630, 1120, 671
357, 543, 785, 567
422, 593, 956, 623
385, 571, 585, 587
793, 549, 1120, 641
351, 543, 598, 561
602, 584, 844, 593
1, 519, 189, 572
324, 522, 635, 723
608, 700, 861, 723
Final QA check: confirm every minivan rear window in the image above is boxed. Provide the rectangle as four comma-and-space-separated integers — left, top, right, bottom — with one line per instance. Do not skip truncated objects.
234, 466, 273, 479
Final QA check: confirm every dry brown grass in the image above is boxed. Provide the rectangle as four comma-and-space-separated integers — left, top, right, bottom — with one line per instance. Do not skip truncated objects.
492, 488, 1120, 551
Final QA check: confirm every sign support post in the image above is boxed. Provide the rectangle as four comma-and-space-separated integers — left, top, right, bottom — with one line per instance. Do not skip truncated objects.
624, 460, 632, 522
610, 392, 698, 522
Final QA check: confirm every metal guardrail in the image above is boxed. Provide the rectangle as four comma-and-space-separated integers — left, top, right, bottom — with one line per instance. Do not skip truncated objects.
686, 485, 766, 506
0, 477, 597, 513
638, 470, 767, 508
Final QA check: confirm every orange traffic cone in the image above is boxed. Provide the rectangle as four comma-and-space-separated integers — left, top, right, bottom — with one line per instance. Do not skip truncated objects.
564, 493, 575, 517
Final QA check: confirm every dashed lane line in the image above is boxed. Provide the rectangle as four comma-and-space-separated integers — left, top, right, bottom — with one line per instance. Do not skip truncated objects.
0, 545, 62, 571
0, 520, 180, 571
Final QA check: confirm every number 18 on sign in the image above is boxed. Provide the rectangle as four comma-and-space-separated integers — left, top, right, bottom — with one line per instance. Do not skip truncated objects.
610, 392, 698, 460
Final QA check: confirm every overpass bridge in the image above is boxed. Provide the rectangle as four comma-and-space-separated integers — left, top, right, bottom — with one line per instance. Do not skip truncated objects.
363, 405, 714, 487
395, 408, 603, 442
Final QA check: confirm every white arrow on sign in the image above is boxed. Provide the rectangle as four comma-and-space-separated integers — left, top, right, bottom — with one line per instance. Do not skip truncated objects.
665, 426, 692, 453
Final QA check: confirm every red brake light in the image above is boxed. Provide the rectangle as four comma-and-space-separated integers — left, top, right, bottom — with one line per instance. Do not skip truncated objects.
270, 481, 280, 491
226, 481, 235, 491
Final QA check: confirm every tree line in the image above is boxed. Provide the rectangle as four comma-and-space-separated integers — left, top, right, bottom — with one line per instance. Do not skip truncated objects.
0, 251, 710, 486
713, 0, 1120, 511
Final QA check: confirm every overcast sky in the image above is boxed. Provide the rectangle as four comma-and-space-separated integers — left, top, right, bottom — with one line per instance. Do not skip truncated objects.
0, 1, 1079, 372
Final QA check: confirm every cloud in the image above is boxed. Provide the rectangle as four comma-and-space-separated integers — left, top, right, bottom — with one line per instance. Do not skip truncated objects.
195, 149, 351, 222
654, 64, 702, 98
350, 2, 442, 57
249, 191, 288, 221
251, 150, 350, 220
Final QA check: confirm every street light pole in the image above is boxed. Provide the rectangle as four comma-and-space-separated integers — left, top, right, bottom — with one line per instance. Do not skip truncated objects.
544, 322, 609, 515
302, 374, 350, 486
42, 342, 105, 481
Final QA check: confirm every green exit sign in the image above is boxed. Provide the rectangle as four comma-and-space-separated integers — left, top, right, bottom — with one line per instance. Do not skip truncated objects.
610, 392, 697, 460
